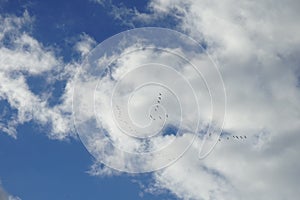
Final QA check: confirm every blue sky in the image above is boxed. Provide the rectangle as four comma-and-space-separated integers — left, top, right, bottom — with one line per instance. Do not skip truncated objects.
0, 123, 149, 200
1, 0, 300, 200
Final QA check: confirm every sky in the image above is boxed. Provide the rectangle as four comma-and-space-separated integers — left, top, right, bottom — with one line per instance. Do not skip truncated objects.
0, 0, 300, 200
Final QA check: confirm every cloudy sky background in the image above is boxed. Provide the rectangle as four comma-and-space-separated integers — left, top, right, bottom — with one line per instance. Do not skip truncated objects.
0, 0, 300, 199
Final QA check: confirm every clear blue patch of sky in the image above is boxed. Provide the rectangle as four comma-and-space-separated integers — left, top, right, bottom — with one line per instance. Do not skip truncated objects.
162, 124, 178, 137
0, 122, 178, 200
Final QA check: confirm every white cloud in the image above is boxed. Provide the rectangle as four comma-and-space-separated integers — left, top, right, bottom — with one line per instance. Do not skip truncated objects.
0, 12, 75, 139
72, 31, 223, 173
69, 2, 300, 197
74, 33, 96, 57
87, 162, 122, 177
89, 0, 300, 199
122, 1, 300, 200
92, 0, 157, 27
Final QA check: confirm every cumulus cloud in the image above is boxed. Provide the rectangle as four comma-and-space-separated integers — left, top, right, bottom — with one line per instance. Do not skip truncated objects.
71, 27, 227, 173
91, 0, 300, 199
117, 0, 300, 200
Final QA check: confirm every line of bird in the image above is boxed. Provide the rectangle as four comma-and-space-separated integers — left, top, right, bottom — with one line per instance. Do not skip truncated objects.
218, 135, 247, 141
208, 133, 247, 141
149, 92, 168, 121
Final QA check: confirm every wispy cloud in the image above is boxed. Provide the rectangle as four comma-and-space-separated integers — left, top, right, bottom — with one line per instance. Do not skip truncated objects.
0, 12, 76, 139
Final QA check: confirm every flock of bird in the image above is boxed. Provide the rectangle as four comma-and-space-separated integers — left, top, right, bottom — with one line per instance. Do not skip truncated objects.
113, 92, 248, 142
149, 92, 168, 121
114, 92, 169, 135
209, 133, 248, 142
